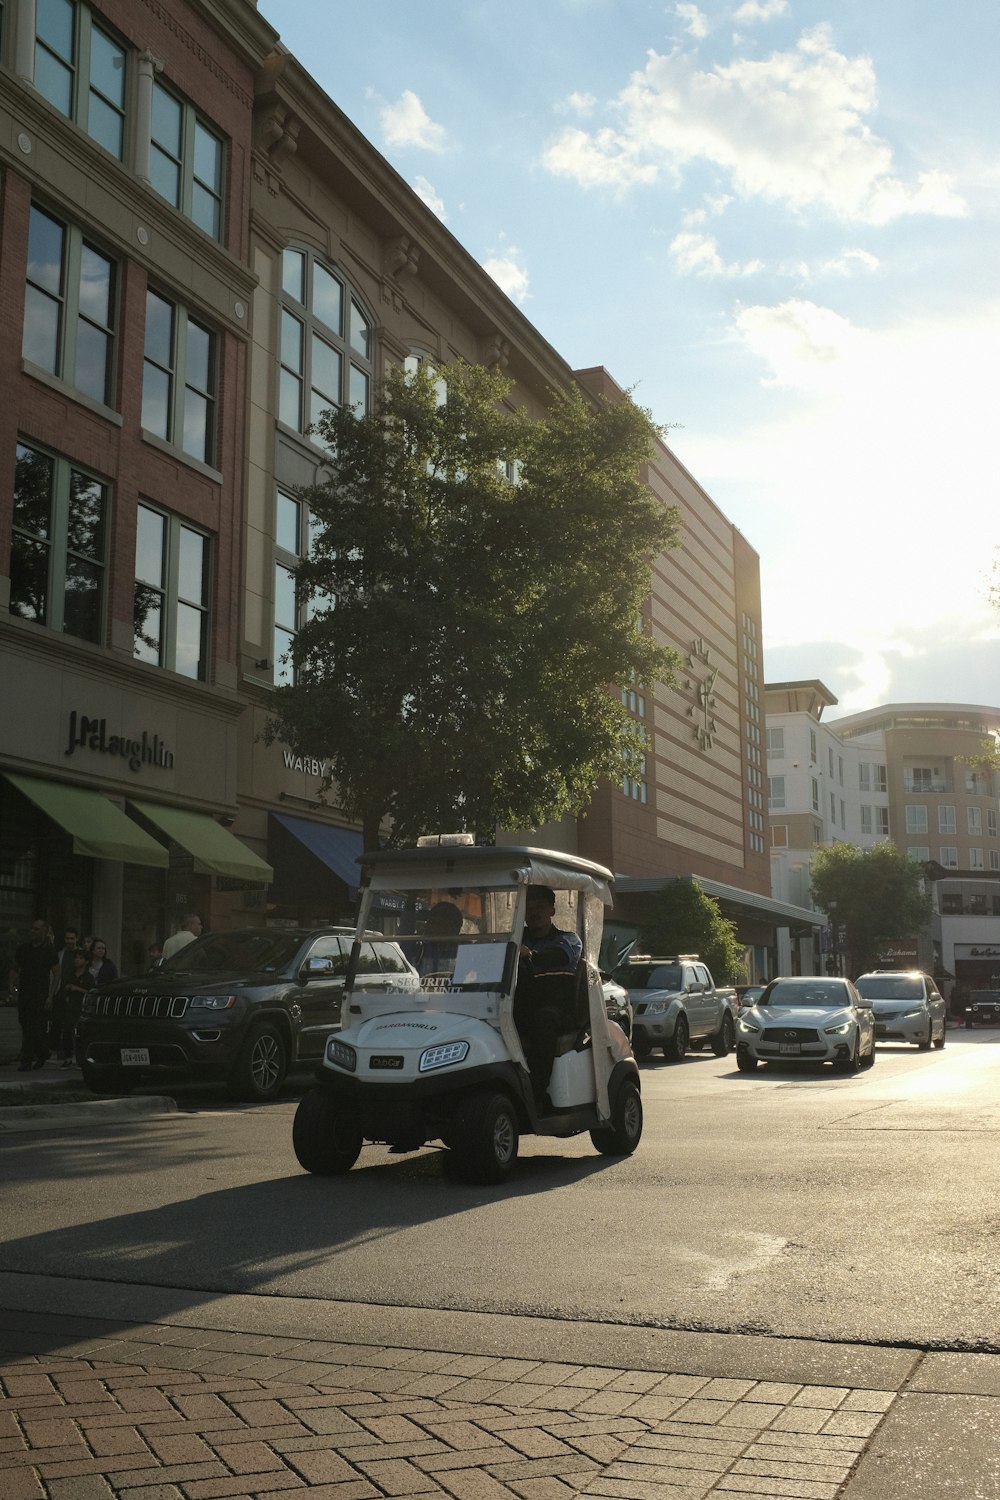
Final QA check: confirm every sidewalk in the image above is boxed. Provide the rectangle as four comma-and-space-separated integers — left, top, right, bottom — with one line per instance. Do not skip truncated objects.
2, 1059, 999, 1498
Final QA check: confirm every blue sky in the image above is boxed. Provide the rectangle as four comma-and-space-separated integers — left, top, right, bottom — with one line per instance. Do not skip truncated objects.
260, 0, 1000, 721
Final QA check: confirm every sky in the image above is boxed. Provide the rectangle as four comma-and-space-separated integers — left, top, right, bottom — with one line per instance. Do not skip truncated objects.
259, 0, 1000, 723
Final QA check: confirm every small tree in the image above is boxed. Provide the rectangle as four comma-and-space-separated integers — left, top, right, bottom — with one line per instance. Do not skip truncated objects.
810, 842, 932, 977
638, 879, 745, 984
264, 359, 680, 848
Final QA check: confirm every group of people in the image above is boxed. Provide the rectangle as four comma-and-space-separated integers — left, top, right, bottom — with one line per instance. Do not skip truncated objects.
8, 922, 119, 1072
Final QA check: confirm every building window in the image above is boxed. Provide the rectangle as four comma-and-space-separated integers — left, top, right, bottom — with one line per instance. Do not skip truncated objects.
965, 770, 989, 796
133, 502, 210, 679
941, 893, 963, 914
9, 441, 107, 642
767, 726, 784, 756
828, 748, 834, 777
907, 847, 930, 862
968, 806, 983, 835
877, 807, 890, 836
830, 792, 836, 823
840, 798, 846, 828
859, 762, 871, 791
272, 489, 333, 685
811, 777, 819, 813
905, 805, 928, 834
861, 805, 873, 834
621, 680, 646, 717
838, 756, 844, 786
623, 754, 648, 803
991, 850, 1000, 871
810, 729, 817, 764
969, 847, 985, 870
939, 847, 958, 869
280, 247, 374, 435
876, 764, 888, 792
34, 0, 127, 159
770, 825, 788, 848
142, 290, 216, 465
969, 893, 987, 915
768, 775, 785, 810
989, 809, 998, 838
150, 80, 224, 239
23, 204, 116, 405
938, 805, 956, 834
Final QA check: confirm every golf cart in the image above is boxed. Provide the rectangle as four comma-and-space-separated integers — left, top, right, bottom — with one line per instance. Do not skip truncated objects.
292, 838, 642, 1184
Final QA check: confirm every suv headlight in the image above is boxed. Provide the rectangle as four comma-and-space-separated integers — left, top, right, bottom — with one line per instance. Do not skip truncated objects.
326, 1038, 357, 1072
824, 1020, 853, 1035
419, 1041, 469, 1072
644, 999, 670, 1015
188, 994, 236, 1010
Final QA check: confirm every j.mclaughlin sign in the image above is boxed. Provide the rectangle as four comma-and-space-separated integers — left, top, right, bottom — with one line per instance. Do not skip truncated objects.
64, 711, 174, 774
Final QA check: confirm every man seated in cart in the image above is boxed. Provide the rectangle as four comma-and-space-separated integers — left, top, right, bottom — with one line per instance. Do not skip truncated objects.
514, 886, 583, 1107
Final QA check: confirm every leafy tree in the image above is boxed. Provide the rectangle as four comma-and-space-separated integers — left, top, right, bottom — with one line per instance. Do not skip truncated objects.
810, 842, 932, 977
264, 359, 681, 848
637, 878, 745, 984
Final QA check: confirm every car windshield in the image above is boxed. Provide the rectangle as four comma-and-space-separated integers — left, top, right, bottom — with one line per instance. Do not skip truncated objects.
854, 975, 923, 1000
619, 964, 683, 990
160, 931, 306, 975
762, 980, 851, 1008
374, 884, 546, 991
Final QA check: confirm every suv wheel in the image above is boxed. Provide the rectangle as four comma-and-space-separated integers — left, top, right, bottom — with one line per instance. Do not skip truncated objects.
590, 1079, 643, 1156
710, 1012, 735, 1058
293, 1088, 363, 1175
226, 1022, 287, 1102
664, 1015, 688, 1063
448, 1091, 519, 1184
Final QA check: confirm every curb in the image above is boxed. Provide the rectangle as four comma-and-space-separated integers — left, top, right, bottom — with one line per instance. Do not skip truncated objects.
0, 1095, 178, 1131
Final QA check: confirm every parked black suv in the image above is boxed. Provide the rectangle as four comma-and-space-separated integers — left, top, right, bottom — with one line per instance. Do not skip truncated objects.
965, 989, 1000, 1027
76, 928, 417, 1101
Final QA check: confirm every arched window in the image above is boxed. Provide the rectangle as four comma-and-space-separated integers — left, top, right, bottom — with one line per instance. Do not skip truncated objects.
279, 247, 373, 435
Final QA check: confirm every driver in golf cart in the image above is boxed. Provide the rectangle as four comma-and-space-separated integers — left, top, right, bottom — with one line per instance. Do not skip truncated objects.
515, 885, 583, 1109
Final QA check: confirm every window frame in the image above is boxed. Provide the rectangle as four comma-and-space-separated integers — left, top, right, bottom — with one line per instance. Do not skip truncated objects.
23, 202, 117, 407
905, 804, 928, 835
133, 499, 211, 680
279, 246, 375, 438
33, 0, 128, 160
149, 76, 225, 240
9, 438, 109, 643
142, 287, 217, 466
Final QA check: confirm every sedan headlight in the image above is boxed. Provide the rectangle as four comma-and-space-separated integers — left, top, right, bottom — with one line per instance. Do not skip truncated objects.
419, 1041, 469, 1072
326, 1038, 357, 1072
738, 1015, 761, 1034
188, 994, 236, 1010
899, 1008, 925, 1019
824, 1020, 853, 1035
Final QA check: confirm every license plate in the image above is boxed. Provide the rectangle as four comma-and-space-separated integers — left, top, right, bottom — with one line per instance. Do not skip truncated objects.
121, 1048, 149, 1067
369, 1055, 404, 1070
779, 1043, 800, 1055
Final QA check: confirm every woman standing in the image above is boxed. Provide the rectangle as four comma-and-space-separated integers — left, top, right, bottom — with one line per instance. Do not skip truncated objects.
86, 938, 118, 987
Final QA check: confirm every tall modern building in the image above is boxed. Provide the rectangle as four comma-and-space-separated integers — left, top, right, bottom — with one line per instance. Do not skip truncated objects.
1, 0, 813, 978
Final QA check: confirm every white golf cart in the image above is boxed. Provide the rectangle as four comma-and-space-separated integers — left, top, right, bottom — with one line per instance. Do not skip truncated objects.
292, 839, 642, 1184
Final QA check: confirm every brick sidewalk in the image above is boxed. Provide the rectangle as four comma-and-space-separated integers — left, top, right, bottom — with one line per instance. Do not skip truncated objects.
1, 1311, 891, 1499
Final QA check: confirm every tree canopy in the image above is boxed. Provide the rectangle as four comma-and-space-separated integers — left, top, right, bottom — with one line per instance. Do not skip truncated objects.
264, 359, 681, 848
809, 841, 932, 977
637, 878, 745, 984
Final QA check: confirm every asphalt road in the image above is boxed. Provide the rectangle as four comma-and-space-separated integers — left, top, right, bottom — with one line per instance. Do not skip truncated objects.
2, 1030, 999, 1353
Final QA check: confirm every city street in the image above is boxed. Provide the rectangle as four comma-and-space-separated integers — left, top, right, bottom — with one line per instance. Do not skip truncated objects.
2, 1030, 999, 1352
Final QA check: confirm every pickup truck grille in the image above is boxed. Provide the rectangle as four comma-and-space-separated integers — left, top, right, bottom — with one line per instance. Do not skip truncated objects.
90, 993, 190, 1020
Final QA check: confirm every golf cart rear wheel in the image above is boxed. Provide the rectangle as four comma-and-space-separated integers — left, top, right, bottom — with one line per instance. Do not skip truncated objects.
590, 1079, 643, 1156
448, 1091, 519, 1185
293, 1087, 363, 1175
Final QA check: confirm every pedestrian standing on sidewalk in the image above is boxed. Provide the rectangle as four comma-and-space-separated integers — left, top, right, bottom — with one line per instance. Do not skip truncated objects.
85, 938, 118, 987
161, 913, 203, 961
54, 948, 95, 1066
9, 918, 59, 1071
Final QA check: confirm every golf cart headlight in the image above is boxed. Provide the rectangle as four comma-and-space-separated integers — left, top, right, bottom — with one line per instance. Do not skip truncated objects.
824, 1021, 853, 1035
419, 1041, 469, 1072
326, 1038, 357, 1072
188, 994, 236, 1010
738, 1015, 761, 1033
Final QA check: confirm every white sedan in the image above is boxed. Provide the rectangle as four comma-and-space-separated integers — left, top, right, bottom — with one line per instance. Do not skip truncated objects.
736, 976, 876, 1074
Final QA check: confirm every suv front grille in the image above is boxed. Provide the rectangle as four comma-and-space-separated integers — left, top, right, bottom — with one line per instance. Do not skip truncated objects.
91, 993, 190, 1020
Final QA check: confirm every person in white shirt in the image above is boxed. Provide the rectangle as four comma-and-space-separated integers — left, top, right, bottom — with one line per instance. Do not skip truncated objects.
161, 913, 203, 961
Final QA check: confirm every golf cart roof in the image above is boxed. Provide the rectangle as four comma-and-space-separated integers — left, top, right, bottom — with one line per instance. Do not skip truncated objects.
359, 844, 614, 904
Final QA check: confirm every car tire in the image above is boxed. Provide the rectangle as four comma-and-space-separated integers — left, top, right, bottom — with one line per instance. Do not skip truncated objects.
965, 1018, 974, 1029
917, 1020, 933, 1052
80, 1063, 137, 1096
664, 1015, 689, 1063
292, 1087, 363, 1175
591, 1079, 643, 1156
226, 1022, 287, 1102
933, 1020, 946, 1050
710, 1012, 735, 1058
861, 1035, 876, 1069
835, 1036, 863, 1073
449, 1092, 519, 1185
736, 1048, 758, 1074
632, 1036, 652, 1060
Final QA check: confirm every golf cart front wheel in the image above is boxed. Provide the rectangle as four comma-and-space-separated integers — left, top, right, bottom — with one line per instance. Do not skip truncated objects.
591, 1078, 643, 1156
293, 1087, 363, 1175
448, 1091, 519, 1184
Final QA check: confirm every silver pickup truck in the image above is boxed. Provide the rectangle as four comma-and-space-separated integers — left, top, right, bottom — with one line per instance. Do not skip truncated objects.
615, 955, 737, 1062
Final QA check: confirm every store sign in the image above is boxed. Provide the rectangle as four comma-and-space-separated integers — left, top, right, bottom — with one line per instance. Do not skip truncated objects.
64, 711, 174, 774
955, 944, 1000, 960
281, 749, 330, 778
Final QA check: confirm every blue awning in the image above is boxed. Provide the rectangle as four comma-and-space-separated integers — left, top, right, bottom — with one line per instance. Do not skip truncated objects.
271, 813, 363, 888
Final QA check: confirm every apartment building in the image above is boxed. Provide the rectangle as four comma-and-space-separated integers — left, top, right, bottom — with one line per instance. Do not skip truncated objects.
766, 688, 1000, 981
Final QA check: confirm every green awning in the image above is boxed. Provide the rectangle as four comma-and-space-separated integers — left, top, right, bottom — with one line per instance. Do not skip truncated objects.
5, 774, 169, 868
130, 800, 273, 883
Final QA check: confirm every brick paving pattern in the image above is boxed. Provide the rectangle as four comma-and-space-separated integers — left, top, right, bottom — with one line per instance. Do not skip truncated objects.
0, 1317, 896, 1500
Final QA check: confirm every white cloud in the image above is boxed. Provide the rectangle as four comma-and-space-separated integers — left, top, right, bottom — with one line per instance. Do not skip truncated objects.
795, 248, 880, 279
670, 228, 763, 277
676, 4, 708, 40
543, 25, 967, 223
482, 248, 530, 304
557, 90, 598, 116
413, 176, 447, 220
380, 90, 448, 152
733, 0, 788, 22
732, 298, 865, 387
